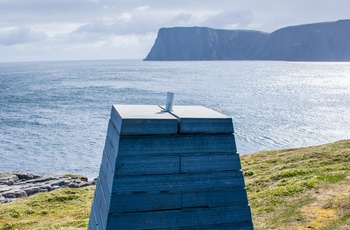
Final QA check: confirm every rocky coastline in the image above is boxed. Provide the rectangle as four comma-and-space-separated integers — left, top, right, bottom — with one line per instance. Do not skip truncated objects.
0, 172, 96, 204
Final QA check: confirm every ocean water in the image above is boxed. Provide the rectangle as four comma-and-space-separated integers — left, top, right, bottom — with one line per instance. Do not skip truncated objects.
1, 60, 350, 178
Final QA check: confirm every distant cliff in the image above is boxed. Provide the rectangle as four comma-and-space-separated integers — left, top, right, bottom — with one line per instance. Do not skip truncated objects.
144, 27, 268, 61
144, 20, 350, 61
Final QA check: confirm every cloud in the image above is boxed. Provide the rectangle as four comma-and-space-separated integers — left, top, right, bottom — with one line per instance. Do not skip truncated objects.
0, 0, 98, 15
0, 27, 47, 46
202, 10, 254, 30
75, 23, 114, 35
1, 0, 350, 62
73, 8, 164, 35
135, 5, 150, 11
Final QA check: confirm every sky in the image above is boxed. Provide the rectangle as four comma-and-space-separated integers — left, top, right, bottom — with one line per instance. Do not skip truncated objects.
0, 0, 349, 62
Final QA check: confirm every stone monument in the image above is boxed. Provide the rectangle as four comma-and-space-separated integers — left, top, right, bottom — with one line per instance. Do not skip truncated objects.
88, 102, 253, 229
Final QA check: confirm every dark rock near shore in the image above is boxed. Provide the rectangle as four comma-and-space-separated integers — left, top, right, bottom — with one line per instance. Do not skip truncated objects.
0, 172, 96, 204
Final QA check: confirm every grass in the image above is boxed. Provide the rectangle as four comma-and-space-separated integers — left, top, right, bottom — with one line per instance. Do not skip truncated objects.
0, 187, 94, 229
241, 139, 350, 229
0, 140, 349, 229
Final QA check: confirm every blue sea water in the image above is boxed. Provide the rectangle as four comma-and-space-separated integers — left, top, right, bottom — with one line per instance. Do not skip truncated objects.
1, 60, 350, 178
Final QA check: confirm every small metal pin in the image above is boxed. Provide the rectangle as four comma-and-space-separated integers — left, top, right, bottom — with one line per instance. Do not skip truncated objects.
165, 92, 174, 112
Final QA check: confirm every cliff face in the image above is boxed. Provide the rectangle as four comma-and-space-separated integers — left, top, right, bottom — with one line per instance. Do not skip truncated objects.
144, 27, 268, 61
144, 20, 350, 61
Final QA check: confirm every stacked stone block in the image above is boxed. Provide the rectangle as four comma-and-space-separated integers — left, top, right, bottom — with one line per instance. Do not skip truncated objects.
89, 105, 253, 229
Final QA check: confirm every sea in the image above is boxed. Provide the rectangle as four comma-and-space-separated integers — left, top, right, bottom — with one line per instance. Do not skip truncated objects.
1, 60, 350, 179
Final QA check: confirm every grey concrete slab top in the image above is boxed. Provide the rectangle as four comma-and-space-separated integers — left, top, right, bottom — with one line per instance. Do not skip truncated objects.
169, 106, 230, 119
168, 105, 234, 134
110, 105, 178, 135
113, 105, 175, 119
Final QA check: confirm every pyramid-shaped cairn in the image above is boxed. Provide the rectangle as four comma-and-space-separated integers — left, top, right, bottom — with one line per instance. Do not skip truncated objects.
89, 105, 253, 229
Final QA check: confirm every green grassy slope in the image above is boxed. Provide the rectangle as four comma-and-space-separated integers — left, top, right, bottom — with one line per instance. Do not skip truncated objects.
242, 140, 350, 230
0, 140, 349, 229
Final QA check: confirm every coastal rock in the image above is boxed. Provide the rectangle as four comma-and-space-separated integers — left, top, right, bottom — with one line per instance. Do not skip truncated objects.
0, 172, 96, 204
0, 174, 18, 186
144, 19, 350, 61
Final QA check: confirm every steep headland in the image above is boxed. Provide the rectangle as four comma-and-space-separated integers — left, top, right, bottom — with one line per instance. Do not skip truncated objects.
144, 19, 350, 61
144, 27, 268, 61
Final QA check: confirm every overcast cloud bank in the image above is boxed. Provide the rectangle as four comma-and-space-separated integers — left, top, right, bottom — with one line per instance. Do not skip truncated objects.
0, 0, 349, 62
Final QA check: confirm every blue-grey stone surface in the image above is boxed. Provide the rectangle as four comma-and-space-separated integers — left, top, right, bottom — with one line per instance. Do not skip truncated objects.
169, 105, 234, 134
88, 105, 253, 230
144, 19, 350, 61
107, 206, 252, 229
110, 104, 178, 135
